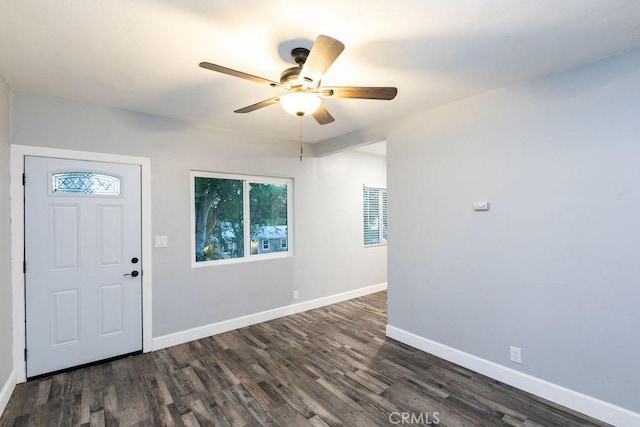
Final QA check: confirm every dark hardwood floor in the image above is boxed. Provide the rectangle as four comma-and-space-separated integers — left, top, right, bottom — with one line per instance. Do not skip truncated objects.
1, 291, 609, 426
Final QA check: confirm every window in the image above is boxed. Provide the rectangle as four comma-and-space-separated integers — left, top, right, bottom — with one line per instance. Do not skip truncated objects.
363, 186, 388, 246
250, 182, 289, 255
51, 172, 121, 195
192, 172, 292, 265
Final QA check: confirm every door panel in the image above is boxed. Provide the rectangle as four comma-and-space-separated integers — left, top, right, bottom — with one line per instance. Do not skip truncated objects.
98, 206, 123, 266
50, 204, 80, 270
50, 289, 80, 345
99, 283, 124, 336
25, 156, 142, 377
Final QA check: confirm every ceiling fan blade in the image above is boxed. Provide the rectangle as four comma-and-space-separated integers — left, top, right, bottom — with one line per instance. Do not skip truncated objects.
234, 96, 280, 113
199, 62, 279, 87
312, 104, 335, 125
321, 86, 398, 100
300, 35, 345, 87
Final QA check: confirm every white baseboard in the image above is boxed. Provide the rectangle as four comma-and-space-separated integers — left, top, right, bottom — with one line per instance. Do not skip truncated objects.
386, 325, 640, 427
0, 371, 16, 419
153, 282, 388, 351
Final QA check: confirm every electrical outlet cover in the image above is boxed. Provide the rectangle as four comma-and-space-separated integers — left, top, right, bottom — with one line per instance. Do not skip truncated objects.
510, 346, 522, 364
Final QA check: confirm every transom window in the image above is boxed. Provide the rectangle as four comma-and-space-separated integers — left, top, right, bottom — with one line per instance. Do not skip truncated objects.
51, 172, 121, 195
192, 171, 293, 266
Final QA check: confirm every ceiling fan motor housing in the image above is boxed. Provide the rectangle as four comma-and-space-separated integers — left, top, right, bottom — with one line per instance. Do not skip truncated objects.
280, 66, 302, 88
291, 47, 309, 65
280, 47, 315, 90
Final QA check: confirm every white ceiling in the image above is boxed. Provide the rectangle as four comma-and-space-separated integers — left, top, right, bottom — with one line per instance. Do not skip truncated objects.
1, 1, 639, 144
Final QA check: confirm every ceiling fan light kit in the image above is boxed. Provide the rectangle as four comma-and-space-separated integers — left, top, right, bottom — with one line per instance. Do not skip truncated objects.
200, 35, 398, 125
279, 92, 321, 116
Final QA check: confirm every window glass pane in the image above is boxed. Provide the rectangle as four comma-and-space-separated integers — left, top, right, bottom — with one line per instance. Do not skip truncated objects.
52, 172, 121, 195
249, 183, 288, 255
363, 187, 380, 245
194, 177, 244, 262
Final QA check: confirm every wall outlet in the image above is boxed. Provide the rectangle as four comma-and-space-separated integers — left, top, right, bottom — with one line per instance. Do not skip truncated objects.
510, 346, 522, 364
293, 290, 299, 300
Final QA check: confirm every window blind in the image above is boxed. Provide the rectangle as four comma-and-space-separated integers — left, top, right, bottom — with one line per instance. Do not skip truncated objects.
363, 186, 387, 245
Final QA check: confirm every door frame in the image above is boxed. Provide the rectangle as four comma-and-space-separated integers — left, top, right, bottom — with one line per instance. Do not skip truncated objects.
10, 145, 153, 383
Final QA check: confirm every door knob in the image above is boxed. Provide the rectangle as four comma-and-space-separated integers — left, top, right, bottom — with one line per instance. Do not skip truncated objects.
124, 270, 139, 277
131, 257, 139, 264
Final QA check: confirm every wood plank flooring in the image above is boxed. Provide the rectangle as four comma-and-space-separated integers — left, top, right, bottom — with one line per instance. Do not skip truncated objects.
1, 291, 610, 426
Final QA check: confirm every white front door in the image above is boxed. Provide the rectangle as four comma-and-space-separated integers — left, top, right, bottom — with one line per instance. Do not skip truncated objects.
25, 156, 142, 377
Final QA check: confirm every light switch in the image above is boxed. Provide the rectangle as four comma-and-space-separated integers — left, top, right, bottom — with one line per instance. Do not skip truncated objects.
155, 235, 168, 248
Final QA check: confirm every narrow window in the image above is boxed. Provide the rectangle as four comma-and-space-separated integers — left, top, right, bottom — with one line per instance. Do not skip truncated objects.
363, 186, 387, 246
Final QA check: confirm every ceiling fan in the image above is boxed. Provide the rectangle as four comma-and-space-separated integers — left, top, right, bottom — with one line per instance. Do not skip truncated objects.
199, 35, 398, 125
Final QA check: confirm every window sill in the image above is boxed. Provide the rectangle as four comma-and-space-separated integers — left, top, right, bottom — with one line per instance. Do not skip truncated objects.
191, 251, 292, 268
364, 242, 387, 248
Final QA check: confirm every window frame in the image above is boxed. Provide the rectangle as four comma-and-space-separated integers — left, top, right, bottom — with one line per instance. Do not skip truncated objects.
363, 185, 388, 247
191, 171, 293, 267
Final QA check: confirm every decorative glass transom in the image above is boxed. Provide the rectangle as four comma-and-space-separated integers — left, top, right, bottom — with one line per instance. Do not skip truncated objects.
52, 172, 121, 195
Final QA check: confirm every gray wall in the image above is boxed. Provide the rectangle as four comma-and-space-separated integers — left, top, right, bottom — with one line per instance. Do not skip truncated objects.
0, 78, 12, 388
10, 92, 387, 337
387, 48, 640, 412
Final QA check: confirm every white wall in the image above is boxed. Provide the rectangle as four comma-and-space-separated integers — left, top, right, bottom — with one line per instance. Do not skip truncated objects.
0, 77, 13, 402
10, 92, 387, 338
387, 47, 640, 415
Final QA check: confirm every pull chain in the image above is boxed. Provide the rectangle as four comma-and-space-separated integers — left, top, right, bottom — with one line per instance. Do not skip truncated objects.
299, 116, 304, 162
